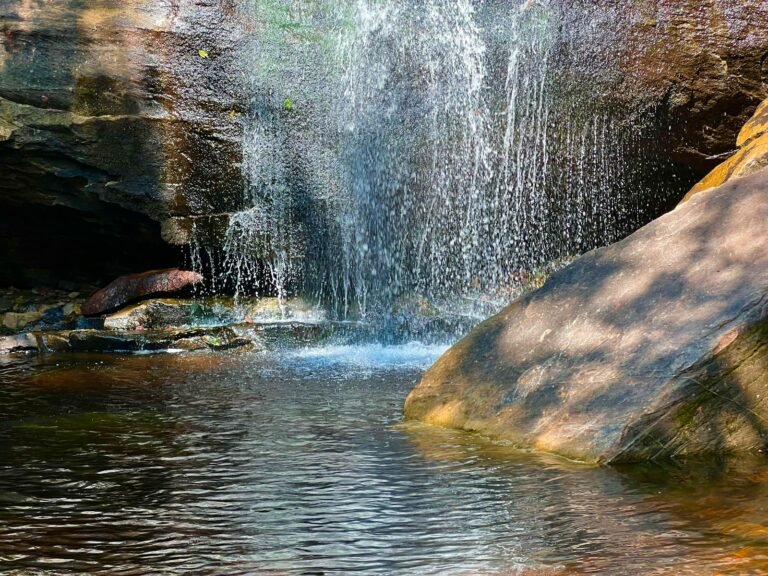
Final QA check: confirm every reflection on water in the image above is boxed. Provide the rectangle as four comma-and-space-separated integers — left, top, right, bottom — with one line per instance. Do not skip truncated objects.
2, 348, 768, 575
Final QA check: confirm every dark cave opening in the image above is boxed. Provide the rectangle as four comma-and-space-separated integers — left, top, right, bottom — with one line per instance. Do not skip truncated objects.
0, 201, 181, 291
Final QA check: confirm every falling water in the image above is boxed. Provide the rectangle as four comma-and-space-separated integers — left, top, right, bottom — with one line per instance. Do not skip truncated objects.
336, 0, 493, 318
188, 0, 679, 336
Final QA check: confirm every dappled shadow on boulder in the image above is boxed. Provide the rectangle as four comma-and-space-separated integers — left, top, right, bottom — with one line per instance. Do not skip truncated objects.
405, 167, 768, 464
617, 321, 768, 462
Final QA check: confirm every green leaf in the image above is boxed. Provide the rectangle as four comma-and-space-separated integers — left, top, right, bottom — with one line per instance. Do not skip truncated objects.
198, 49, 209, 59
283, 98, 294, 111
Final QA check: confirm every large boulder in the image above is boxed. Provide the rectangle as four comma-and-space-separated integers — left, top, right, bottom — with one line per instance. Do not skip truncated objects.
405, 168, 768, 464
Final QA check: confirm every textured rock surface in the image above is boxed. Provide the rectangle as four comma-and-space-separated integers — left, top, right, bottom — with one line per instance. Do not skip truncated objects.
38, 327, 254, 353
737, 99, 768, 147
682, 97, 768, 202
82, 269, 203, 316
591, 0, 768, 173
405, 168, 768, 464
683, 134, 768, 201
0, 0, 246, 286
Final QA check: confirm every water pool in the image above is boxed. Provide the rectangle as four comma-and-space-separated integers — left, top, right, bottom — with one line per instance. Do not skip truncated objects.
1, 347, 768, 575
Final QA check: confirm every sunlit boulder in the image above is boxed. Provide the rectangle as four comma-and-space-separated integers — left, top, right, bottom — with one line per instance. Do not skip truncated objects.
682, 98, 768, 203
405, 167, 768, 464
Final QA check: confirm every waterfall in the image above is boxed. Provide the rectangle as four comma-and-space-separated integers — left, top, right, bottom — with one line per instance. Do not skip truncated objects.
188, 0, 677, 336
337, 0, 492, 317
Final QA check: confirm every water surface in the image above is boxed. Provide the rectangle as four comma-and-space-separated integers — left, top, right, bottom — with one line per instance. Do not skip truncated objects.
2, 348, 768, 575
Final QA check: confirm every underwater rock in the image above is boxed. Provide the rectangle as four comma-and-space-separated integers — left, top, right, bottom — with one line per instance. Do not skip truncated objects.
0, 333, 38, 354
405, 167, 768, 464
37, 327, 253, 354
681, 98, 768, 203
82, 269, 203, 316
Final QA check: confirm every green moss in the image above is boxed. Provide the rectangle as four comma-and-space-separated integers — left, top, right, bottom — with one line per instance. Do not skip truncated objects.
205, 335, 225, 348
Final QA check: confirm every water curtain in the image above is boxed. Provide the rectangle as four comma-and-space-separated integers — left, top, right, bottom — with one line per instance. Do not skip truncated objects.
189, 0, 669, 327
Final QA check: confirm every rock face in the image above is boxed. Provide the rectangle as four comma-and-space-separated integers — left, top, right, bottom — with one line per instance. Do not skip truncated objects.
1, 1, 766, 289
405, 168, 768, 464
82, 269, 203, 316
682, 97, 768, 202
583, 0, 768, 173
0, 0, 246, 287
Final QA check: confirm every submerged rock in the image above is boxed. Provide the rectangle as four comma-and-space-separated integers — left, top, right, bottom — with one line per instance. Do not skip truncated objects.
0, 333, 39, 354
102, 296, 327, 331
82, 269, 203, 316
38, 327, 253, 354
405, 168, 768, 464
682, 97, 768, 203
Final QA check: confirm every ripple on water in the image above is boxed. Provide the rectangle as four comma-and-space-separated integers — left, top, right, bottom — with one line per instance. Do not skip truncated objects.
2, 351, 768, 575
282, 343, 451, 370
